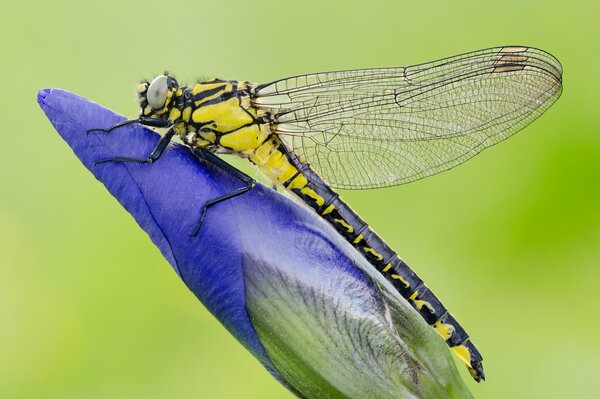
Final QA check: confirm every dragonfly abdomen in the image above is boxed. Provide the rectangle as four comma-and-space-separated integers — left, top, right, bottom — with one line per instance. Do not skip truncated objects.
281, 158, 485, 381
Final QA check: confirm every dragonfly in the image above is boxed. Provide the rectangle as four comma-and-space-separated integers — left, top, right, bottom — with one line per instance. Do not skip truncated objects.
88, 45, 563, 382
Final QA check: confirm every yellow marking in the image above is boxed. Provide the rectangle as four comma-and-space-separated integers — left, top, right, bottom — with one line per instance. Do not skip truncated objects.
173, 122, 187, 136
195, 139, 212, 147
302, 187, 326, 207
192, 82, 227, 95
382, 264, 392, 273
251, 138, 305, 187
352, 233, 363, 244
144, 105, 152, 115
362, 247, 382, 260
137, 83, 147, 93
252, 137, 277, 165
390, 273, 410, 288
334, 218, 354, 233
176, 89, 183, 96
262, 150, 285, 174
501, 46, 528, 53
192, 97, 254, 132
452, 343, 473, 365
182, 107, 192, 122
199, 130, 216, 143
433, 320, 455, 340
408, 291, 435, 313
287, 174, 308, 190
169, 108, 181, 121
250, 135, 326, 207
322, 204, 335, 215
266, 155, 298, 185
468, 366, 480, 381
221, 125, 270, 153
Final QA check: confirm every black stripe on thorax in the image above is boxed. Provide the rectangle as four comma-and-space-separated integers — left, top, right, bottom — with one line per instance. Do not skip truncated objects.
190, 82, 239, 108
192, 85, 227, 103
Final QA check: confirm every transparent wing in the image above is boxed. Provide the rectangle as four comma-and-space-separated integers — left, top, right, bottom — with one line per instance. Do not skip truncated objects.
253, 46, 563, 189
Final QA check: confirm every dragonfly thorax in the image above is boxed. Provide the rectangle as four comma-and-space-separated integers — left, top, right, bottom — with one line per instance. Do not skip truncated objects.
163, 79, 273, 157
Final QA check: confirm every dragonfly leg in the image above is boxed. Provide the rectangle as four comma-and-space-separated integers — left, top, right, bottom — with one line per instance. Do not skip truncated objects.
87, 117, 171, 134
94, 128, 176, 165
190, 149, 256, 237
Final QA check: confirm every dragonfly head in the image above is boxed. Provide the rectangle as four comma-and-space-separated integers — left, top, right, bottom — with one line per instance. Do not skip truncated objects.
137, 74, 180, 119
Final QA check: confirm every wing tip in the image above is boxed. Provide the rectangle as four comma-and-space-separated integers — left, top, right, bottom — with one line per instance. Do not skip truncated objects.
493, 45, 563, 85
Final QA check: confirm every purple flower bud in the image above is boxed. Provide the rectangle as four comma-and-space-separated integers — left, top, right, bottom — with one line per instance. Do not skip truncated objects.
39, 88, 472, 399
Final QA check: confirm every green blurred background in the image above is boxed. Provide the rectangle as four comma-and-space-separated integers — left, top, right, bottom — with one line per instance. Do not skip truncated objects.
1, 0, 598, 397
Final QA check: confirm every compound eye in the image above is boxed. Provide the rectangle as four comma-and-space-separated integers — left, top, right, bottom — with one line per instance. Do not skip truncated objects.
147, 75, 169, 109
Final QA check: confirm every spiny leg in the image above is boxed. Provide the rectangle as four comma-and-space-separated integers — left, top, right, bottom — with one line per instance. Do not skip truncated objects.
190, 149, 256, 237
94, 128, 176, 165
87, 117, 172, 134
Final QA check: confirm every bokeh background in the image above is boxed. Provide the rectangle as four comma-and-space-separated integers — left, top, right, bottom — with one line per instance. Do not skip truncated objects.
1, 0, 598, 398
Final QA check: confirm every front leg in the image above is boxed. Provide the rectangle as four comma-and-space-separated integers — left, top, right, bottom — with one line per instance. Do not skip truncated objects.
87, 117, 172, 134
